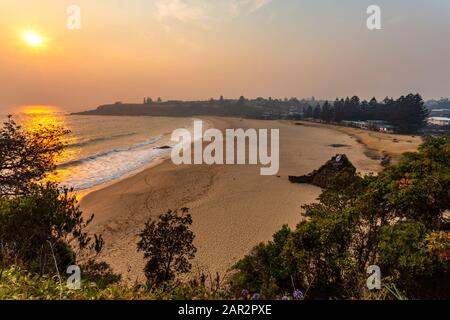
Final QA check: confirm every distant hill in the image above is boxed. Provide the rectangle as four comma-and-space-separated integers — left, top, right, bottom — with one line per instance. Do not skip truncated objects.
72, 98, 310, 120
74, 101, 246, 117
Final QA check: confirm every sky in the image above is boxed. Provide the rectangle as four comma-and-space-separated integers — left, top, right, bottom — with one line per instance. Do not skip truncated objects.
0, 0, 449, 112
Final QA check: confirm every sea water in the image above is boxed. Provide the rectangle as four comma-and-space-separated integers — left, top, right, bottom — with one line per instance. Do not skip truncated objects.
3, 112, 196, 191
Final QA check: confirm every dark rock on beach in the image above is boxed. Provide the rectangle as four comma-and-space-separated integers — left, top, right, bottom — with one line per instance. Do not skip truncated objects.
329, 144, 350, 148
289, 154, 356, 188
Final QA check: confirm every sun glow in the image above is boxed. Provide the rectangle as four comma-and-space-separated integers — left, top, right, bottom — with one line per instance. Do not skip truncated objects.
23, 32, 45, 47
20, 105, 59, 115
18, 106, 74, 183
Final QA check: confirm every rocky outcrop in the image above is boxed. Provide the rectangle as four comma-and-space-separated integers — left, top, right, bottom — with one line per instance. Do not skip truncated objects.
289, 154, 356, 188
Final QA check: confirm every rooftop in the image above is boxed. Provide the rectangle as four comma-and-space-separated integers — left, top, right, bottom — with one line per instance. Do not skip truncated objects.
428, 117, 450, 121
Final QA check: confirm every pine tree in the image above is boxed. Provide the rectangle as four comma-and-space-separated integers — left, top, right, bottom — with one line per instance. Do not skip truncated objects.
305, 105, 313, 118
313, 105, 321, 119
392, 94, 428, 134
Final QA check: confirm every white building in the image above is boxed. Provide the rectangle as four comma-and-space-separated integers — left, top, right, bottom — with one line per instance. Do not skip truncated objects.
428, 117, 450, 126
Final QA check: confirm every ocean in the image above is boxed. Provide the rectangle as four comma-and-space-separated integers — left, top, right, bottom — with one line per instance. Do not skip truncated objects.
3, 112, 195, 191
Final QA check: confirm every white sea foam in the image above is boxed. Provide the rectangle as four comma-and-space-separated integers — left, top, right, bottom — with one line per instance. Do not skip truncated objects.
60, 140, 170, 190
57, 116, 199, 191
5, 112, 198, 191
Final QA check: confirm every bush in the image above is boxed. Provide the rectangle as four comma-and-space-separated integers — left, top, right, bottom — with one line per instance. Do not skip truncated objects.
137, 208, 197, 288
0, 116, 69, 197
0, 183, 103, 275
0, 265, 136, 300
0, 265, 230, 300
0, 116, 119, 298
79, 260, 121, 289
232, 137, 450, 300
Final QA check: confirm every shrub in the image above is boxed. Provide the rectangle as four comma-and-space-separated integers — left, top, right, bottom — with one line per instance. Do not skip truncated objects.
0, 265, 231, 300
232, 137, 450, 299
0, 116, 69, 197
137, 208, 197, 288
0, 183, 103, 275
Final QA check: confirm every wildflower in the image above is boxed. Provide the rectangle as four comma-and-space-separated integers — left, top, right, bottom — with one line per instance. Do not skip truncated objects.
251, 293, 260, 300
281, 296, 290, 300
241, 289, 249, 296
293, 289, 304, 300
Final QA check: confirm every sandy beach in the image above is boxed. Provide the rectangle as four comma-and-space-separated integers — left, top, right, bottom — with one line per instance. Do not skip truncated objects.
80, 117, 421, 282
293, 121, 423, 163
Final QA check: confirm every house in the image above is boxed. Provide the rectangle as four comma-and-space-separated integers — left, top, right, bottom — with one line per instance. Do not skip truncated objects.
376, 124, 396, 133
430, 109, 450, 117
342, 120, 397, 133
342, 121, 369, 129
367, 120, 396, 133
428, 117, 450, 126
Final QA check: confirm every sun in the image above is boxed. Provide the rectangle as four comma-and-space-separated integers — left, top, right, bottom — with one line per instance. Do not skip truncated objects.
23, 32, 45, 47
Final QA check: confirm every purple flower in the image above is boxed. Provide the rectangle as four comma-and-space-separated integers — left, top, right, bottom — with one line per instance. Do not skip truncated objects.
281, 296, 290, 300
251, 293, 260, 300
241, 289, 249, 296
293, 289, 304, 300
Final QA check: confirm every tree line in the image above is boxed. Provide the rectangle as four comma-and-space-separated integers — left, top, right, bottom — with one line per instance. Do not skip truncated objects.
304, 93, 429, 134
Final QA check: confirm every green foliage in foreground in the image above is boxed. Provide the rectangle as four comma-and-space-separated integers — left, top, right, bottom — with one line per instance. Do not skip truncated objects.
0, 265, 131, 300
0, 183, 103, 275
0, 266, 231, 300
232, 137, 450, 300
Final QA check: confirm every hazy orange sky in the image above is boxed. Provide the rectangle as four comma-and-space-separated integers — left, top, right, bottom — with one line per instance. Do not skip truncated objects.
1, 0, 449, 112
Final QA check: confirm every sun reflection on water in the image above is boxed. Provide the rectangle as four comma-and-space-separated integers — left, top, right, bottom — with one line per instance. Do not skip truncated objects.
18, 106, 76, 185
19, 105, 59, 115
